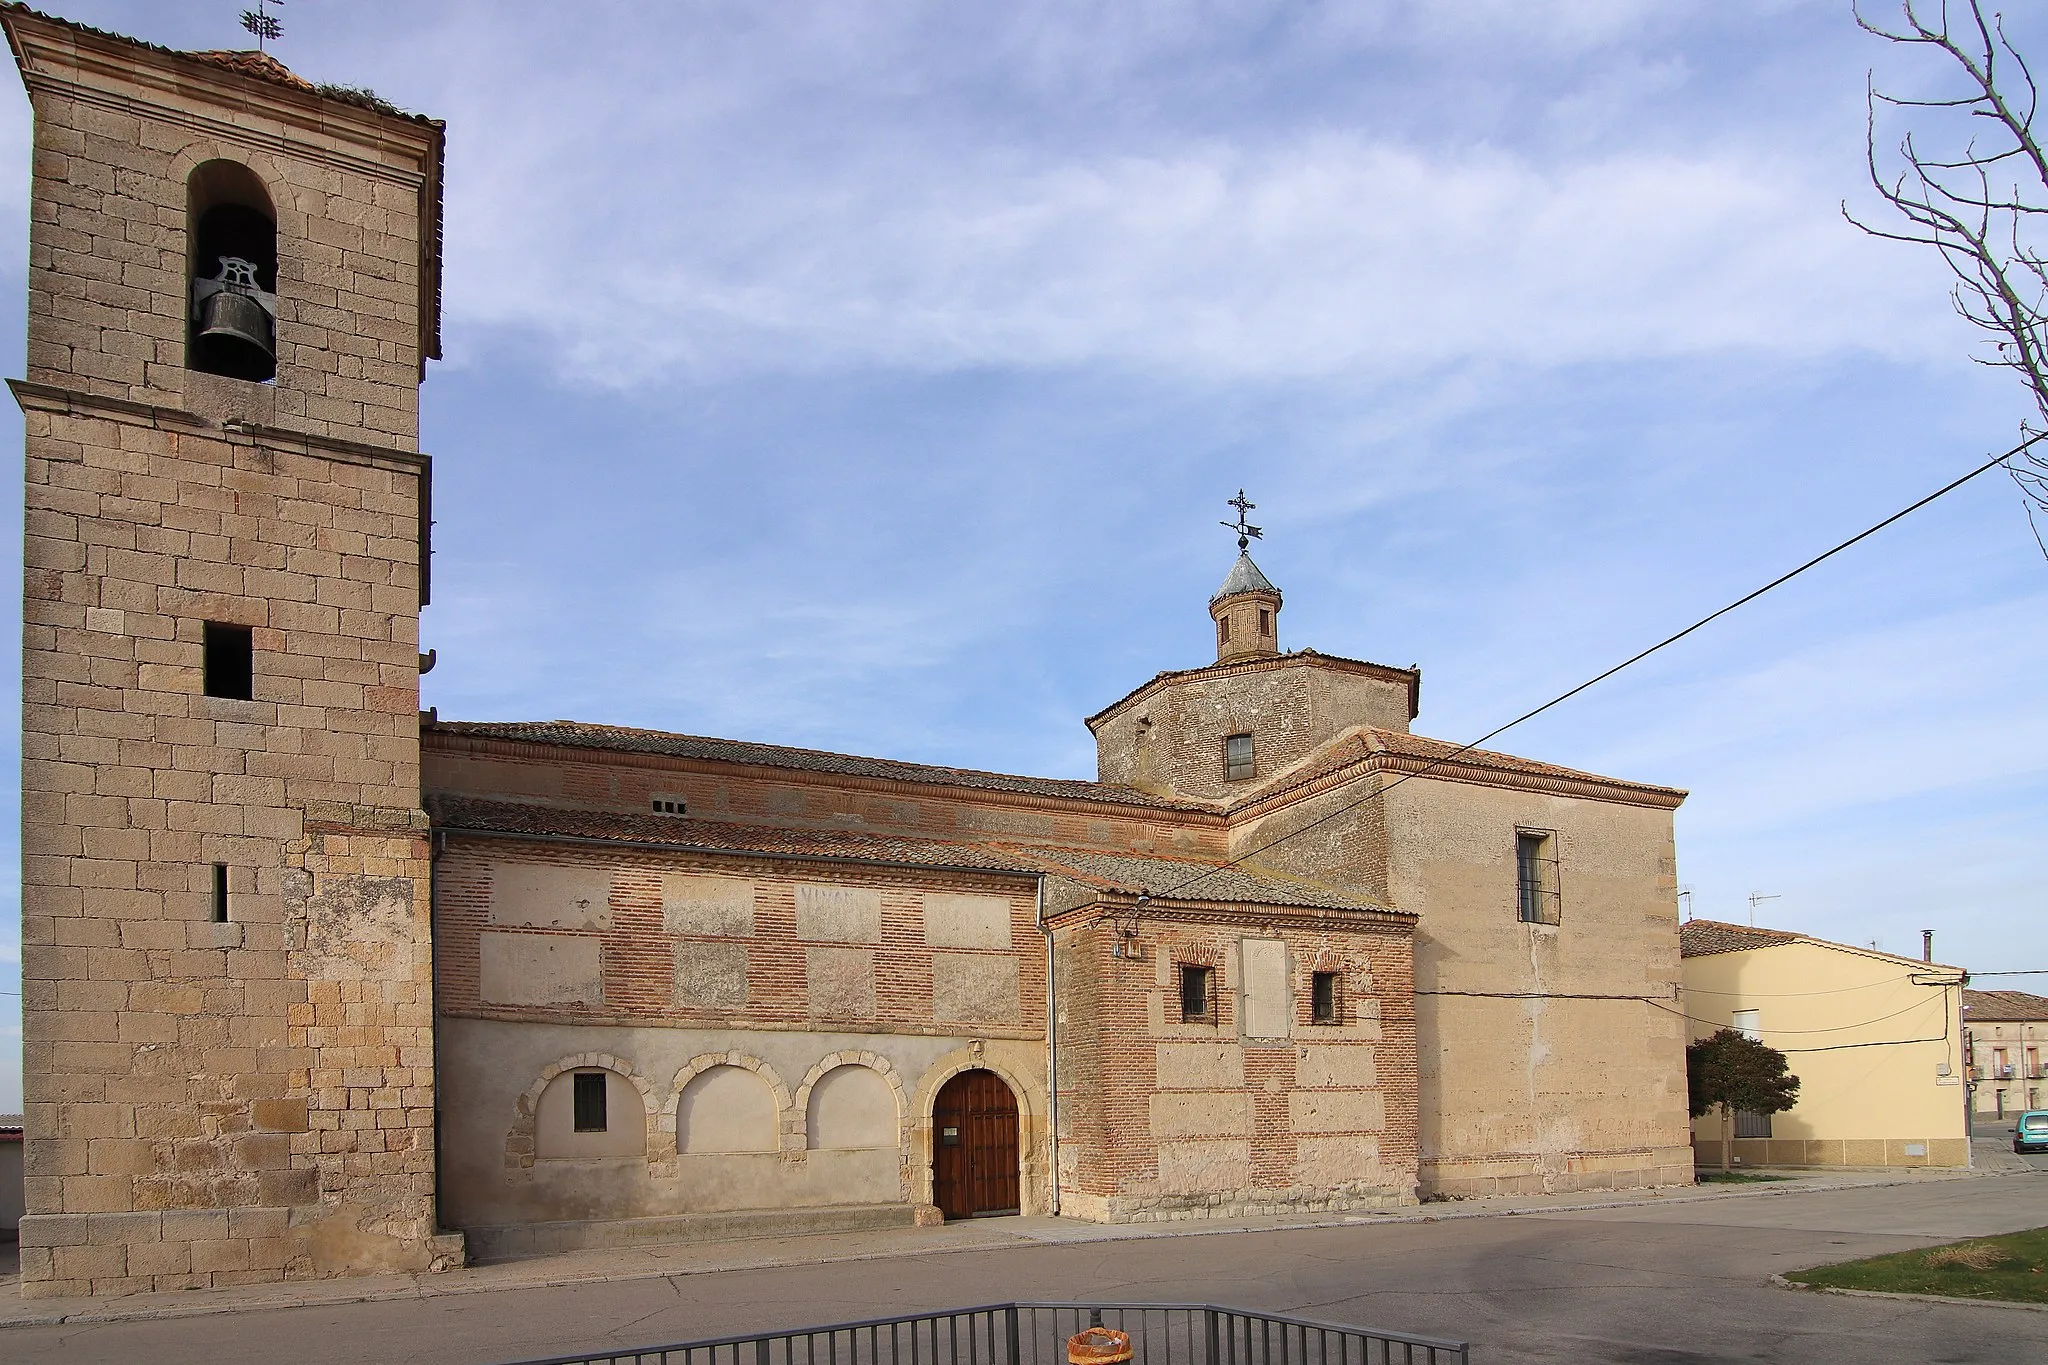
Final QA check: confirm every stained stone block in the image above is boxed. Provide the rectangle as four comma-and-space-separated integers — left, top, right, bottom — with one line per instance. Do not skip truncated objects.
674, 940, 749, 1011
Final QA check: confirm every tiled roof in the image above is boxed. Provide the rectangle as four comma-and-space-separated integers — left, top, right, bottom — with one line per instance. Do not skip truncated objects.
426, 719, 1204, 812
427, 795, 1036, 873
1679, 919, 1804, 958
1212, 552, 1278, 601
1244, 727, 1687, 811
1963, 988, 2048, 1022
426, 796, 1388, 913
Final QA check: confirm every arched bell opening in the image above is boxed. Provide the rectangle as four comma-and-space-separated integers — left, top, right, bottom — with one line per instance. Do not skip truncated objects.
186, 160, 278, 383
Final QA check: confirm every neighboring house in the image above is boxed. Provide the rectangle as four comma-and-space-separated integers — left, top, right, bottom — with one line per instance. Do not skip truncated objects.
1678, 921, 1968, 1167
4, 8, 1696, 1298
1, 1116, 22, 1242
1962, 989, 2048, 1119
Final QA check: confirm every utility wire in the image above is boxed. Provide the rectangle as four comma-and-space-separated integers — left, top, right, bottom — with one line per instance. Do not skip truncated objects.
1145, 431, 2048, 904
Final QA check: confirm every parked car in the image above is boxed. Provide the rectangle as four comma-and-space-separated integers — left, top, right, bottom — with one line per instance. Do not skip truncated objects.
2016, 1111, 2048, 1154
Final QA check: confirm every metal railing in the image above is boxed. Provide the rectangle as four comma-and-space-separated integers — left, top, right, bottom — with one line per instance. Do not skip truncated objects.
499, 1302, 1469, 1365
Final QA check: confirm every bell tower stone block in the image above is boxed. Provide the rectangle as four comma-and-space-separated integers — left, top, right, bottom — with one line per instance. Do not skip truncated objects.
6, 7, 456, 1294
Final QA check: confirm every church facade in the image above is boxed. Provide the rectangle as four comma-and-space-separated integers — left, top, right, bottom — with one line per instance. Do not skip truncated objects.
6, 7, 1695, 1297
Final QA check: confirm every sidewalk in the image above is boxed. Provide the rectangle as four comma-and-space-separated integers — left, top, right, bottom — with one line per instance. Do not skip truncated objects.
0, 1165, 1995, 1329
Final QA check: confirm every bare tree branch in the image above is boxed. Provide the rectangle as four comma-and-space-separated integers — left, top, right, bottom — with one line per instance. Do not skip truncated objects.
1852, 0, 2048, 546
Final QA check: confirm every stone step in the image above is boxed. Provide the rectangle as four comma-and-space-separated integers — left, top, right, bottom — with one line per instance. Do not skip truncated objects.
463, 1203, 919, 1262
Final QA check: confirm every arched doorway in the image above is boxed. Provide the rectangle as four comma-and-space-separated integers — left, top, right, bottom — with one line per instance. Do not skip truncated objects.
931, 1069, 1020, 1218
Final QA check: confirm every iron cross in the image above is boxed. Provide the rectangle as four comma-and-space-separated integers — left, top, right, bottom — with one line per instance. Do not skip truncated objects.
1221, 489, 1263, 552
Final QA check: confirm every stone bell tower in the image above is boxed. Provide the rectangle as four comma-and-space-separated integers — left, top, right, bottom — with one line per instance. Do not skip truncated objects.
6, 8, 456, 1294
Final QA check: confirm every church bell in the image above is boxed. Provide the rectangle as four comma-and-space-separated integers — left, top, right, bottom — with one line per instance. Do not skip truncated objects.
191, 254, 277, 381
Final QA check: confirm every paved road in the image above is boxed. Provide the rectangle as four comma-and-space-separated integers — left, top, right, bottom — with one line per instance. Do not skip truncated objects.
6, 1173, 2047, 1364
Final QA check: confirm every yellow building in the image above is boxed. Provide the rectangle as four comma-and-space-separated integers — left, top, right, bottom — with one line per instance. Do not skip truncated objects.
1678, 921, 1968, 1168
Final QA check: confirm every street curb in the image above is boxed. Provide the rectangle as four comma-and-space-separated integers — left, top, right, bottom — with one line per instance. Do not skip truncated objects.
1770, 1273, 2048, 1314
0, 1168, 2014, 1330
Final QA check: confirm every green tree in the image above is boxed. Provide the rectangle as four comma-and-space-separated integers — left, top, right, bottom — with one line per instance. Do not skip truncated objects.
1687, 1028, 1802, 1174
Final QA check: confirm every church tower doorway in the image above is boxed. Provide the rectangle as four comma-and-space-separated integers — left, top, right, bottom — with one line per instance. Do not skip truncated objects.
931, 1070, 1020, 1218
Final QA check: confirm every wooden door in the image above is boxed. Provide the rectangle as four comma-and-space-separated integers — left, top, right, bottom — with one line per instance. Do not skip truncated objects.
931, 1069, 1020, 1219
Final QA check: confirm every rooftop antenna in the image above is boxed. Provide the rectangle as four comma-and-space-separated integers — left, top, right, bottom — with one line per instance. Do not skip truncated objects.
1747, 891, 1780, 927
241, 1, 284, 53
1221, 490, 1263, 553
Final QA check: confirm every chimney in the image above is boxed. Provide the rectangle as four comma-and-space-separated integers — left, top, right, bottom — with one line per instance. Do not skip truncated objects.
1922, 929, 1934, 963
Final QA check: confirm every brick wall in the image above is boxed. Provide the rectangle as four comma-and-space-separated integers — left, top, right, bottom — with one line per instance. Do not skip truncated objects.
1053, 911, 1418, 1221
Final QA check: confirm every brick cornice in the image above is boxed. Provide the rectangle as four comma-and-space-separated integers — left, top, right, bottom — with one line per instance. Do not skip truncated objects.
1227, 746, 1687, 818
1086, 650, 1421, 732
1044, 894, 1416, 934
424, 730, 1224, 827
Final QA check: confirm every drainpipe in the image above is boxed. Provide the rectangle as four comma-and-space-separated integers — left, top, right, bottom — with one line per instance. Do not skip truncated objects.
1038, 876, 1060, 1217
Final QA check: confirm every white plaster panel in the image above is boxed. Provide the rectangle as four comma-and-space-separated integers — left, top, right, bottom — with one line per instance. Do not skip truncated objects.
1295, 1134, 1381, 1185
1290, 1089, 1386, 1134
489, 863, 612, 931
1149, 1091, 1253, 1139
677, 1065, 779, 1153
807, 946, 877, 1020
535, 1070, 645, 1159
478, 932, 603, 1008
1297, 1045, 1375, 1090
1155, 1043, 1245, 1090
663, 874, 756, 937
796, 884, 882, 943
931, 952, 1020, 1024
806, 1065, 898, 1149
674, 941, 749, 1011
923, 893, 1011, 949
1154, 1139, 1251, 1194
1240, 937, 1290, 1039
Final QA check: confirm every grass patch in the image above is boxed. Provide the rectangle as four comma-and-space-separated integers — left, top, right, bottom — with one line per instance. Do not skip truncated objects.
1694, 1171, 1790, 1183
1786, 1225, 2048, 1303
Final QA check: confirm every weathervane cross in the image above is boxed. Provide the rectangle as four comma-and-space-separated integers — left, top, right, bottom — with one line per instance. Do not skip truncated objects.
241, 1, 283, 52
1221, 489, 1262, 552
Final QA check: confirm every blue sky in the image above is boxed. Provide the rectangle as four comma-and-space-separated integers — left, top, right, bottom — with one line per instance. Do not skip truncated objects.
1, 0, 2044, 1108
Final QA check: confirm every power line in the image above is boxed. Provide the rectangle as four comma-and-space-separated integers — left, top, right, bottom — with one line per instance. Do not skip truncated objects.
1145, 431, 2048, 904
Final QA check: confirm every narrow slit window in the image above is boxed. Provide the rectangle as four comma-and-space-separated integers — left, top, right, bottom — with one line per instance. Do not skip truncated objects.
652, 798, 687, 816
1218, 616, 1230, 647
1223, 732, 1255, 782
1311, 971, 1339, 1024
572, 1072, 608, 1133
212, 863, 229, 923
203, 622, 254, 700
1179, 964, 1214, 1023
1515, 829, 1561, 924
1258, 608, 1271, 635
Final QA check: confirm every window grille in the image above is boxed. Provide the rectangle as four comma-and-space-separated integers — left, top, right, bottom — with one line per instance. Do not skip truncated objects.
572, 1071, 608, 1133
1311, 971, 1339, 1024
1223, 733, 1255, 782
1733, 1110, 1773, 1139
1515, 830, 1560, 924
1179, 965, 1215, 1023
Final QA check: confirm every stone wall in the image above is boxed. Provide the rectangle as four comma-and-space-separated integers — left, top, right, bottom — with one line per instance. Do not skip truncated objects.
1090, 655, 1415, 802
11, 11, 449, 1296
13, 11, 439, 449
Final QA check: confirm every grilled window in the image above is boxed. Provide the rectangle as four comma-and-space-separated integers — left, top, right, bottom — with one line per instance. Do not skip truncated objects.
1515, 829, 1560, 924
1311, 971, 1340, 1024
1179, 964, 1215, 1023
1733, 1110, 1773, 1139
572, 1072, 608, 1133
1223, 733, 1255, 782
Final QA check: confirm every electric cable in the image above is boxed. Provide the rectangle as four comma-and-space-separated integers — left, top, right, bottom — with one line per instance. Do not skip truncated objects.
1142, 430, 2048, 906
